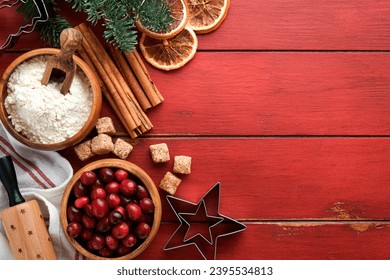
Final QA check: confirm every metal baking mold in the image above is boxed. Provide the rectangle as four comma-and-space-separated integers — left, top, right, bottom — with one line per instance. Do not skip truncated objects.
178, 200, 224, 244
0, 0, 49, 53
164, 182, 247, 260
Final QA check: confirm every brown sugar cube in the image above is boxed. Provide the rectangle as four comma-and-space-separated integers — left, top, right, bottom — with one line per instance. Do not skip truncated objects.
149, 143, 170, 163
159, 172, 182, 195
113, 138, 133, 159
173, 155, 192, 174
91, 134, 114, 155
74, 139, 95, 161
95, 117, 116, 135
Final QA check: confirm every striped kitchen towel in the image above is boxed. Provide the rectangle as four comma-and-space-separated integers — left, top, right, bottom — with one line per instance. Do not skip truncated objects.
0, 123, 80, 259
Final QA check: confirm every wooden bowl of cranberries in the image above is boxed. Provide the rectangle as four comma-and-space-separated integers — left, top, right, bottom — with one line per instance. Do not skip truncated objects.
60, 158, 161, 260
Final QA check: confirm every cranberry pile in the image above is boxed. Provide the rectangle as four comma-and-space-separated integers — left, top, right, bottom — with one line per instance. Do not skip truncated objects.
66, 167, 155, 258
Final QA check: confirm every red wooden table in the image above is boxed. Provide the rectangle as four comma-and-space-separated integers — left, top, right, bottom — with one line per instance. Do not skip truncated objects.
2, 1, 390, 260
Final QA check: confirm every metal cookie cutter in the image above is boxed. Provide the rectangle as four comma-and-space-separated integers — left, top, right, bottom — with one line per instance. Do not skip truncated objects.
0, 0, 49, 55
164, 182, 247, 260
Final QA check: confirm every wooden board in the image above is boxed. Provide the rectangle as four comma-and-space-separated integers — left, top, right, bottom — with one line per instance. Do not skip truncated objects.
60, 137, 390, 220
3, 1, 390, 51
2, 1, 390, 260
4, 52, 390, 136
145, 52, 390, 136
137, 222, 390, 260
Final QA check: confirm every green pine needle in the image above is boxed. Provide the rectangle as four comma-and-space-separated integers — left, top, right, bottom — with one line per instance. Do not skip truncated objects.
17, 0, 172, 52
38, 16, 72, 47
134, 0, 173, 32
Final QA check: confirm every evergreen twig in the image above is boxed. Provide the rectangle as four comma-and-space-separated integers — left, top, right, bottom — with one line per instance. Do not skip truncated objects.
16, 0, 172, 51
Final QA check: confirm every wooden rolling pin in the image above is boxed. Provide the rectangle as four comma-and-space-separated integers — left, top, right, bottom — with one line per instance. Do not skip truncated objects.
0, 156, 57, 260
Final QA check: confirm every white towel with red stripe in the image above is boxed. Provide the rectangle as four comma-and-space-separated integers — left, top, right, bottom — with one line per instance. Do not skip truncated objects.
0, 123, 79, 259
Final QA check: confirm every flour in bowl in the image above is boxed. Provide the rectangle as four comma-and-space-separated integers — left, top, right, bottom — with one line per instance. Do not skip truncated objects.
4, 55, 93, 144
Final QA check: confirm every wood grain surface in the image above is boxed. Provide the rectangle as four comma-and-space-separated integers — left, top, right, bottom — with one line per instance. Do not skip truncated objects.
3, 1, 390, 51
1, 1, 390, 260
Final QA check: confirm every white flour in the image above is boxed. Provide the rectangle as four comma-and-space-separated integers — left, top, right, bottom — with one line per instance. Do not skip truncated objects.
4, 55, 92, 144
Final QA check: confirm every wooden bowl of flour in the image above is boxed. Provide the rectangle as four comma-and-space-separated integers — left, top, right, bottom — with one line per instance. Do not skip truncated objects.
0, 48, 102, 151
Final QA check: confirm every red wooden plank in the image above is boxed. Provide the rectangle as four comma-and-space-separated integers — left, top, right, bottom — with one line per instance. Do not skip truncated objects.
198, 0, 390, 50
145, 52, 390, 136
2, 1, 390, 51
5, 51, 390, 136
136, 222, 390, 260
59, 137, 390, 220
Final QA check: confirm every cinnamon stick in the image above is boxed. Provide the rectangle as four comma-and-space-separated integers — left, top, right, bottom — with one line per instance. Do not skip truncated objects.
77, 24, 153, 132
108, 44, 152, 111
77, 46, 138, 138
124, 50, 164, 107
75, 25, 141, 133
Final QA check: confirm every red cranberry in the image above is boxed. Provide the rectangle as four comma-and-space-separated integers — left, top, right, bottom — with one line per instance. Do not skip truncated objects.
114, 169, 129, 182
74, 196, 89, 209
91, 198, 109, 219
136, 184, 150, 199
139, 198, 155, 213
99, 247, 114, 257
67, 222, 82, 238
139, 214, 153, 226
126, 203, 143, 221
105, 181, 120, 194
116, 244, 131, 256
93, 179, 104, 189
112, 222, 129, 239
109, 210, 124, 225
91, 187, 106, 200
83, 204, 94, 217
82, 214, 96, 229
122, 233, 137, 248
135, 222, 151, 239
114, 206, 126, 218
119, 179, 137, 196
96, 217, 112, 233
73, 181, 89, 198
105, 234, 119, 250
67, 205, 82, 223
86, 241, 96, 252
99, 168, 115, 183
119, 195, 136, 208
80, 171, 97, 186
89, 233, 105, 250
80, 229, 93, 241
107, 193, 121, 209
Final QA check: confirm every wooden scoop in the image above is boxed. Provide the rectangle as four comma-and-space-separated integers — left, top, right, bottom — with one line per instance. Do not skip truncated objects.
41, 28, 83, 94
0, 156, 57, 260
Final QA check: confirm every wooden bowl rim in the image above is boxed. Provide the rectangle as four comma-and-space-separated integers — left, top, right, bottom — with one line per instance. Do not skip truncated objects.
60, 159, 162, 260
0, 48, 102, 151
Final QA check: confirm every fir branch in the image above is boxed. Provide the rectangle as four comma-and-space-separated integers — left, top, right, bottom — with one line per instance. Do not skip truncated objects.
16, 0, 71, 47
37, 15, 72, 47
16, 0, 172, 52
103, 18, 138, 52
101, 0, 138, 51
66, 0, 85, 12
83, 0, 105, 25
132, 0, 172, 32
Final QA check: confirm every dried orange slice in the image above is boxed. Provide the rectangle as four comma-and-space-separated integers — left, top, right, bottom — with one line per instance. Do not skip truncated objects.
184, 0, 230, 34
139, 26, 198, 71
136, 0, 188, 40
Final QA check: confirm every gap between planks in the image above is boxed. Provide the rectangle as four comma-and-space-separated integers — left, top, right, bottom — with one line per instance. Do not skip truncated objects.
161, 220, 390, 224
113, 134, 390, 139
5, 50, 390, 55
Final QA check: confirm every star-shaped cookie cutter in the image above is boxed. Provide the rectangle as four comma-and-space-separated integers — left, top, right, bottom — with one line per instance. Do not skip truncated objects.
178, 199, 224, 244
164, 182, 247, 260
